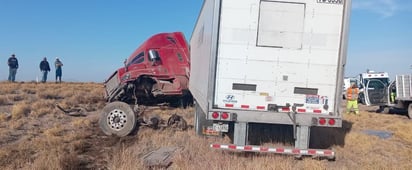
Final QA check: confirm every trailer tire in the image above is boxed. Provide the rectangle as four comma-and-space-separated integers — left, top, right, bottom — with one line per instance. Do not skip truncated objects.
383, 107, 390, 114
408, 103, 412, 119
99, 101, 136, 137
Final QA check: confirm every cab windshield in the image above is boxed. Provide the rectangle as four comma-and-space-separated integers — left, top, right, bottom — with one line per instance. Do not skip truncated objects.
364, 78, 390, 88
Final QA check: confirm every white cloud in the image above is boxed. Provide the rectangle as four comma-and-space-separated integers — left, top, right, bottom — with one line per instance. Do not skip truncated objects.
352, 0, 399, 18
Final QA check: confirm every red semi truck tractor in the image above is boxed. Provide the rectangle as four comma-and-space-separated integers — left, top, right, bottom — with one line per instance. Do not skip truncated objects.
99, 32, 192, 137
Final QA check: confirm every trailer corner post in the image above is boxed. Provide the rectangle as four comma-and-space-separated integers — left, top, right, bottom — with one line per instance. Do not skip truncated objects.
233, 122, 249, 146
295, 125, 310, 149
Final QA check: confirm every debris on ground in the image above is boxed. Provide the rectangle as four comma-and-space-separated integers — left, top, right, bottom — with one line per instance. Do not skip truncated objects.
55, 103, 87, 117
362, 130, 393, 139
142, 146, 180, 168
140, 115, 163, 129
139, 113, 188, 131
167, 113, 188, 131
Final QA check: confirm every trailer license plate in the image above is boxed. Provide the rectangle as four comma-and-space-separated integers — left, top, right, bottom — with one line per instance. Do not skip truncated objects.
213, 123, 229, 132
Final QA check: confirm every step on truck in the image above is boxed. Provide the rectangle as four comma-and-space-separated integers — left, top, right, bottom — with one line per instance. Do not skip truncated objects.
99, 32, 192, 137
189, 0, 351, 159
365, 74, 412, 118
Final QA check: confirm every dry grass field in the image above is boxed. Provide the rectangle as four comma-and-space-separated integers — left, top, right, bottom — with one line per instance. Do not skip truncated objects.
0, 82, 411, 170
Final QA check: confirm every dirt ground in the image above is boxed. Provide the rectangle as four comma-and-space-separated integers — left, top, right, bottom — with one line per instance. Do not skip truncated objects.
0, 82, 411, 169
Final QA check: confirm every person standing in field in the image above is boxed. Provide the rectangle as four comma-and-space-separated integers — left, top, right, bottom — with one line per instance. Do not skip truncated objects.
39, 57, 51, 83
7, 54, 19, 82
346, 83, 360, 115
55, 57, 63, 83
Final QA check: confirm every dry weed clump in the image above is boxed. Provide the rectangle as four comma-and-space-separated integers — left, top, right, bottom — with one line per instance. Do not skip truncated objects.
31, 108, 52, 118
10, 94, 25, 102
9, 119, 26, 130
71, 118, 92, 129
0, 150, 8, 166
29, 148, 82, 170
0, 113, 11, 121
37, 89, 63, 100
107, 145, 140, 169
387, 121, 412, 143
11, 102, 31, 119
0, 96, 11, 105
21, 86, 36, 94
345, 132, 378, 154
31, 100, 55, 117
0, 142, 36, 169
44, 125, 64, 137
0, 83, 19, 94
73, 92, 104, 105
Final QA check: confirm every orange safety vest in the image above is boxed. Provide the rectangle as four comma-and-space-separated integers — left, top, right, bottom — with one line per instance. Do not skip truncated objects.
346, 87, 359, 100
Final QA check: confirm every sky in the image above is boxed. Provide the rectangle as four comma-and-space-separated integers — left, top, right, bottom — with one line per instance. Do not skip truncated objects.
0, 0, 411, 82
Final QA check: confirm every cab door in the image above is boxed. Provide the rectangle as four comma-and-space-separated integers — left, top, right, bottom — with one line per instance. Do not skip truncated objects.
365, 79, 389, 106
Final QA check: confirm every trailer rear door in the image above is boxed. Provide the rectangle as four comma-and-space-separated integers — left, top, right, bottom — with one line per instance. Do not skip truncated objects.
212, 0, 346, 115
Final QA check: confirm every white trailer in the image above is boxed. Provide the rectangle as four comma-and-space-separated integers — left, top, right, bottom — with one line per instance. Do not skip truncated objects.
189, 0, 351, 159
366, 74, 412, 118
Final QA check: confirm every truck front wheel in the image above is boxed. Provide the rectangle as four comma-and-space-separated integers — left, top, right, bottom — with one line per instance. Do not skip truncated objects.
99, 101, 137, 137
408, 103, 412, 119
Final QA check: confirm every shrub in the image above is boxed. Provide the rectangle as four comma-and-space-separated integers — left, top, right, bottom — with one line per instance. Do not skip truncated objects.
0, 96, 10, 105
11, 103, 31, 119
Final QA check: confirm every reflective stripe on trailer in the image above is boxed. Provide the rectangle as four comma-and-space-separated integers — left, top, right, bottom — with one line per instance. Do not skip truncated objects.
221, 104, 325, 114
211, 144, 335, 158
223, 104, 266, 110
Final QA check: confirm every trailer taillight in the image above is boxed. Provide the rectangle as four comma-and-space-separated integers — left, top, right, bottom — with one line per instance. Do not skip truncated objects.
328, 118, 335, 125
319, 118, 326, 125
221, 112, 229, 119
281, 107, 290, 112
212, 112, 219, 119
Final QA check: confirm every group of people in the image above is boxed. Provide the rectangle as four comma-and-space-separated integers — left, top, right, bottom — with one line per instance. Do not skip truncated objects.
7, 54, 64, 83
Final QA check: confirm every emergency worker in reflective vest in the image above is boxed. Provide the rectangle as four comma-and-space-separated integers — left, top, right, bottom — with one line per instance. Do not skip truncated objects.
346, 83, 359, 115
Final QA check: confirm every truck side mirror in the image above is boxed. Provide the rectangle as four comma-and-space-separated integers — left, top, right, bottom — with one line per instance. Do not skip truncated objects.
148, 49, 160, 62
124, 58, 128, 71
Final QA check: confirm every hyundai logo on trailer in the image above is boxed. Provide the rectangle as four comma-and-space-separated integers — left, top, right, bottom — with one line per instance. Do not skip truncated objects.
223, 95, 237, 103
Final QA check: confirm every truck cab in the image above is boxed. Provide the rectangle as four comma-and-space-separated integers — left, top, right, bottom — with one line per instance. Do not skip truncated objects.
104, 32, 191, 105
99, 32, 192, 137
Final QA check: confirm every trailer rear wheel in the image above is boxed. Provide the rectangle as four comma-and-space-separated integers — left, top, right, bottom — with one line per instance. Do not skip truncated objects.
408, 103, 412, 119
99, 101, 136, 137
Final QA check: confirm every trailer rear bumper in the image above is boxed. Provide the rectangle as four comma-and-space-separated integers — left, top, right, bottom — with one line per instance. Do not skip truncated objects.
210, 144, 335, 160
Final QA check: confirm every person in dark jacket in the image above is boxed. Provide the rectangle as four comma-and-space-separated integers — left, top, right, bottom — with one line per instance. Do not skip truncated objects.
39, 57, 51, 83
7, 54, 19, 82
